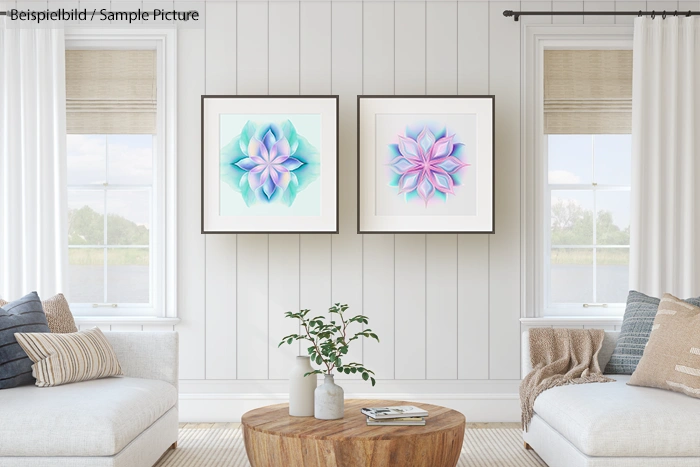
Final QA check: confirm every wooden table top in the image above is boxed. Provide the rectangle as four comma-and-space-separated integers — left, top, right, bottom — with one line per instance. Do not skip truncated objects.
241, 399, 465, 441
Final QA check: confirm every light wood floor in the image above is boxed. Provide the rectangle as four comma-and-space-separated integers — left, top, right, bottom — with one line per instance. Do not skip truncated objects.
180, 422, 520, 429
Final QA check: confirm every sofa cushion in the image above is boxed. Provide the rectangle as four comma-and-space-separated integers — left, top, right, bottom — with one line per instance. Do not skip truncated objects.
0, 377, 177, 456
533, 375, 700, 457
629, 294, 700, 399
16, 327, 123, 387
0, 292, 51, 389
605, 290, 700, 374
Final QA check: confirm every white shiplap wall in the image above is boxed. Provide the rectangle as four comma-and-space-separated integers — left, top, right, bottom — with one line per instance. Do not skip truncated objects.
81, 0, 691, 422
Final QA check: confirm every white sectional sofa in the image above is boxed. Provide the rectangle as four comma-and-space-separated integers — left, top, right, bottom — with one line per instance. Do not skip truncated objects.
0, 332, 179, 467
522, 330, 700, 467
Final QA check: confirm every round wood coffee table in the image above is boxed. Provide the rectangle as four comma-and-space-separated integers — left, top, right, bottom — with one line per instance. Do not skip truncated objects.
241, 399, 465, 467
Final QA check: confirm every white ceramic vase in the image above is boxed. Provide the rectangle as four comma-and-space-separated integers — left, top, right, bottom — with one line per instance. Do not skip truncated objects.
314, 374, 344, 420
289, 356, 317, 417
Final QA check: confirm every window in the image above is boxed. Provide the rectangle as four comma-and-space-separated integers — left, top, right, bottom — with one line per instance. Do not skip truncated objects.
65, 31, 177, 318
67, 134, 154, 309
546, 134, 631, 312
532, 45, 633, 316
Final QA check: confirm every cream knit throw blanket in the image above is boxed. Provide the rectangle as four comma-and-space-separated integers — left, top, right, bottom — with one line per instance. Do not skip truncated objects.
520, 328, 614, 431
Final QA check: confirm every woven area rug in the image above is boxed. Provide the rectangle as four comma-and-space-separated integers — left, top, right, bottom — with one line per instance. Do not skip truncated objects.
156, 425, 546, 467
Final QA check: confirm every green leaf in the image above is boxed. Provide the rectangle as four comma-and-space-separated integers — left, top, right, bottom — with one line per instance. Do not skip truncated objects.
344, 367, 351, 374
287, 337, 293, 345
362, 372, 369, 381
351, 368, 357, 374
316, 355, 323, 365
370, 377, 376, 386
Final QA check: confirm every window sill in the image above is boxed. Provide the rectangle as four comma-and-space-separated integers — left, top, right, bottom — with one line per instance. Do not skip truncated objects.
520, 316, 622, 327
74, 316, 181, 326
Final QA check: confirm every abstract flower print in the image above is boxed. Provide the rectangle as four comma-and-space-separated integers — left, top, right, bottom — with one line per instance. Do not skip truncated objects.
220, 120, 321, 207
388, 124, 469, 205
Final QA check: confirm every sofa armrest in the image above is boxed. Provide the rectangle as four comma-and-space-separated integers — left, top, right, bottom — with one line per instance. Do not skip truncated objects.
103, 332, 179, 390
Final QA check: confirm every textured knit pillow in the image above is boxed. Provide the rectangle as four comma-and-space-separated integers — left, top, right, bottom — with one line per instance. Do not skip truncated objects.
0, 293, 77, 334
628, 294, 700, 398
14, 327, 123, 387
604, 291, 700, 374
0, 292, 51, 389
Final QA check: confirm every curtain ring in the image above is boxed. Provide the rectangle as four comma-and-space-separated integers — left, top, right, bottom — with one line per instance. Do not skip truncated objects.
651, 10, 656, 19
674, 10, 678, 17
687, 10, 692, 17
638, 10, 643, 17
662, 11, 667, 19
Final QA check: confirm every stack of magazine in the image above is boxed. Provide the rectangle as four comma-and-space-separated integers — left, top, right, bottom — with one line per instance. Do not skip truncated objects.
361, 406, 428, 426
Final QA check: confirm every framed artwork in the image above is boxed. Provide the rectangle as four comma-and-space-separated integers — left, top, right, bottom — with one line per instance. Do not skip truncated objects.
201, 95, 339, 233
357, 95, 495, 234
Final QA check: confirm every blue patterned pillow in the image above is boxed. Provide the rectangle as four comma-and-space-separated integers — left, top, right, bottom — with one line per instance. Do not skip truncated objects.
0, 292, 50, 389
605, 290, 700, 374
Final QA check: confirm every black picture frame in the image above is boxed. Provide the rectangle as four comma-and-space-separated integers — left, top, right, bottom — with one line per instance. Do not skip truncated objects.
357, 95, 495, 234
201, 95, 340, 234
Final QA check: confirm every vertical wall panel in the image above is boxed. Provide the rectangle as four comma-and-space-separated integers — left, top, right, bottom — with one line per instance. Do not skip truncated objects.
301, 2, 332, 95
236, 235, 269, 379
488, 1, 521, 380
329, 1, 364, 379
300, 1, 333, 361
205, 1, 238, 381
237, 2, 269, 95
391, 1, 428, 381
268, 1, 302, 380
269, 2, 300, 95
236, 2, 270, 380
427, 2, 457, 94
457, 1, 490, 380
298, 3, 333, 371
268, 237, 300, 378
394, 2, 426, 94
425, 1, 458, 380
394, 235, 426, 379
300, 234, 332, 373
362, 1, 397, 380
175, 3, 206, 380
392, 0, 427, 381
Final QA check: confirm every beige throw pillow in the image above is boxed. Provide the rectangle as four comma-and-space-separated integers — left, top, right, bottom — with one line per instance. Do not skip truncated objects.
14, 327, 123, 387
628, 293, 700, 398
0, 293, 77, 333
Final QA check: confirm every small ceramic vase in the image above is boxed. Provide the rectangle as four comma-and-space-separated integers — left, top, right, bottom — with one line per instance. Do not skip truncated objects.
314, 374, 344, 420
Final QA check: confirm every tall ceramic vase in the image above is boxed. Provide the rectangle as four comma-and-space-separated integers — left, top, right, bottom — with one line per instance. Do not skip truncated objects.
314, 374, 344, 420
289, 356, 316, 417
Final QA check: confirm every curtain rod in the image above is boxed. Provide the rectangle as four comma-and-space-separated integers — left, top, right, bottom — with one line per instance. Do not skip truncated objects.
504, 10, 700, 21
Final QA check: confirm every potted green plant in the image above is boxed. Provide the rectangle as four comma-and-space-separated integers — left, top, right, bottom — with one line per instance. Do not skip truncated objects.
279, 303, 379, 420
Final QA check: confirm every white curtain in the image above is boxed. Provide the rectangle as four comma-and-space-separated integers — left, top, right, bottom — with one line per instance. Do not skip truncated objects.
0, 24, 68, 300
630, 17, 700, 297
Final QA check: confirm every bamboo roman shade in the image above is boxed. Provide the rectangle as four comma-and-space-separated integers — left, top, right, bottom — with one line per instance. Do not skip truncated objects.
66, 50, 156, 134
544, 50, 632, 134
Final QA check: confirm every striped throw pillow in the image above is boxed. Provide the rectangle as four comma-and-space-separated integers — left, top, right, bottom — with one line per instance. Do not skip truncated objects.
0, 293, 77, 334
629, 294, 700, 399
0, 292, 51, 389
605, 290, 700, 374
14, 327, 123, 387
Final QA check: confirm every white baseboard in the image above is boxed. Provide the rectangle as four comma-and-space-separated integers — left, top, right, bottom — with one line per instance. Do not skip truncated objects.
179, 392, 520, 423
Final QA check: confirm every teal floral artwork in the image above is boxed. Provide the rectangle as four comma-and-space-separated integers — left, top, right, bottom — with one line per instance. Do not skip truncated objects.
220, 120, 321, 207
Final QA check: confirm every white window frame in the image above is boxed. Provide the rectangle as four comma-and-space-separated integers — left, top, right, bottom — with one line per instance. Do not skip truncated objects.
65, 29, 177, 319
521, 25, 632, 319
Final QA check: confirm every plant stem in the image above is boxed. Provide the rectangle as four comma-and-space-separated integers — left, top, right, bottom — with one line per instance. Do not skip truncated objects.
302, 321, 331, 374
